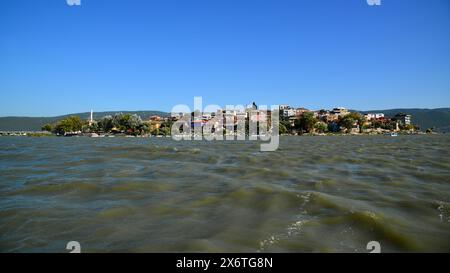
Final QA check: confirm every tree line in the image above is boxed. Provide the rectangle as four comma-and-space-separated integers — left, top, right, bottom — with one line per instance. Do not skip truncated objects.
41, 113, 172, 136
279, 112, 417, 135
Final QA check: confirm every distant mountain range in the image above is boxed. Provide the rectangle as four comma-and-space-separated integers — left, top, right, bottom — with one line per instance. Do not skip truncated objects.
0, 108, 449, 132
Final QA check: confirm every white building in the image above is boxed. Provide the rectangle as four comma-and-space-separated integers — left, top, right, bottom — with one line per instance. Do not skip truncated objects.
394, 113, 412, 126
365, 113, 385, 120
283, 108, 296, 118
330, 107, 349, 117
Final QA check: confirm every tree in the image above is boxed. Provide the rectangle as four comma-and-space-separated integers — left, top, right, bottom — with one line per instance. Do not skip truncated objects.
127, 114, 143, 131
314, 122, 328, 133
339, 116, 354, 131
295, 112, 317, 133
159, 120, 173, 136
54, 116, 83, 135
139, 123, 150, 134
352, 112, 365, 133
90, 122, 99, 132
160, 126, 171, 136
371, 120, 382, 129
280, 120, 292, 134
112, 113, 126, 131
338, 112, 364, 132
328, 122, 339, 132
98, 115, 114, 132
401, 124, 415, 131
108, 113, 144, 133
279, 122, 288, 135
82, 122, 99, 133
97, 113, 146, 134
41, 124, 53, 132
381, 122, 396, 131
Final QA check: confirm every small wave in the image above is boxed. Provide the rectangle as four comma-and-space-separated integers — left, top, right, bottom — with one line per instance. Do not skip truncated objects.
11, 181, 103, 196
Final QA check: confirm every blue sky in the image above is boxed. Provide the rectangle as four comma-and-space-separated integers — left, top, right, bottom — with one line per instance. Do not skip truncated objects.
0, 0, 449, 117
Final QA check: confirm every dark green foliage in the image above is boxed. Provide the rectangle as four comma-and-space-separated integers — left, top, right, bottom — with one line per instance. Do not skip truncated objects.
295, 112, 317, 133
338, 112, 364, 132
0, 111, 168, 131
41, 124, 53, 132
54, 116, 83, 134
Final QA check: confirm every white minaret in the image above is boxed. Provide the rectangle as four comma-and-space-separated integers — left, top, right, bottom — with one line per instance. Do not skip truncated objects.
89, 109, 94, 125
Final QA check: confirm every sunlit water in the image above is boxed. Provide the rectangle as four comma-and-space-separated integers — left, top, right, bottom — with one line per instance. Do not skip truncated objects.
0, 135, 449, 252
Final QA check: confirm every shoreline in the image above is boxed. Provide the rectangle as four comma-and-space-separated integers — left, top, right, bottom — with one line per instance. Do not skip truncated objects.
0, 131, 442, 138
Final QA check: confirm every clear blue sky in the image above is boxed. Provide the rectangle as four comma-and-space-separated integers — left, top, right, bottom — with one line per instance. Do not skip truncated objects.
0, 0, 449, 117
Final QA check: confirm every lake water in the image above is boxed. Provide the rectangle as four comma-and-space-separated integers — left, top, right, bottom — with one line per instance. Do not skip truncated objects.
0, 135, 449, 252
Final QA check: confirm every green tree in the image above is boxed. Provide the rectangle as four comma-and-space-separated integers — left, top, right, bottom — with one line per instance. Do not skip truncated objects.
90, 122, 99, 132
279, 122, 288, 135
383, 123, 395, 131
338, 112, 363, 132
82, 122, 99, 133
352, 112, 365, 133
159, 120, 173, 136
41, 124, 53, 132
401, 124, 415, 131
338, 115, 354, 131
327, 122, 339, 133
295, 112, 317, 133
280, 120, 292, 134
371, 120, 382, 129
314, 122, 328, 133
127, 114, 143, 132
109, 113, 144, 133
112, 113, 127, 131
150, 127, 160, 136
54, 116, 83, 135
141, 123, 150, 134
98, 115, 114, 132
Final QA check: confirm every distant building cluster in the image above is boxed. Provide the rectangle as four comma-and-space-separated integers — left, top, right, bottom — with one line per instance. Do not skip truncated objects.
277, 105, 413, 133
167, 103, 273, 135
32, 104, 416, 137
151, 104, 415, 135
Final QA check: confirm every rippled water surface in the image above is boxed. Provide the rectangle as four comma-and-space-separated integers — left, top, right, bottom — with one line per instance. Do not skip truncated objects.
0, 135, 449, 252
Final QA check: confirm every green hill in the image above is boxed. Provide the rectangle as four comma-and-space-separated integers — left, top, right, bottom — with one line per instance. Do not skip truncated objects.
0, 111, 168, 131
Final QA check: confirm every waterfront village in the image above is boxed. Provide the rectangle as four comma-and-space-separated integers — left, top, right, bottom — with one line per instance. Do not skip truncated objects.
1, 104, 426, 137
